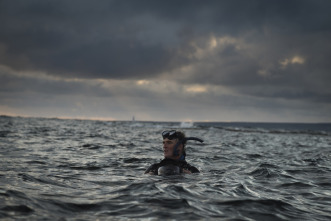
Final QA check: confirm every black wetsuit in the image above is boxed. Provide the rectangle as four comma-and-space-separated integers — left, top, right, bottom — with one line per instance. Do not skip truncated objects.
144, 158, 199, 175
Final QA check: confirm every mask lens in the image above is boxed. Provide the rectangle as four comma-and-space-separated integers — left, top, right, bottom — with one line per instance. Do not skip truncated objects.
162, 130, 177, 139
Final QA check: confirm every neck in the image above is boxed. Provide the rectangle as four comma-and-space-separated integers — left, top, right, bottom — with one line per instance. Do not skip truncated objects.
179, 155, 185, 161
165, 155, 185, 161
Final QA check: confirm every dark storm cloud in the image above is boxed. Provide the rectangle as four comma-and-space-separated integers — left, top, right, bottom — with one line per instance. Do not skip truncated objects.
1, 0, 330, 79
1, 0, 331, 119
0, 0, 191, 78
0, 67, 112, 98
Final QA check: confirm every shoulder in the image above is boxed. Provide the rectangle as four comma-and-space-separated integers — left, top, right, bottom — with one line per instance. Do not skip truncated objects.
145, 159, 200, 175
187, 165, 200, 173
144, 163, 159, 175
182, 161, 200, 173
144, 159, 173, 175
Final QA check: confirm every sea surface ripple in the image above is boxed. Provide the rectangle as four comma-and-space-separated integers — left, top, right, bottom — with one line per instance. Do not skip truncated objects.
0, 116, 331, 220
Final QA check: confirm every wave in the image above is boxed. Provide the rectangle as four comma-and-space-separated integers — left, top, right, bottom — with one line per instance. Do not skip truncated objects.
57, 162, 107, 171
0, 130, 12, 137
1, 116, 331, 220
1, 205, 34, 214
209, 198, 311, 220
196, 122, 331, 136
179, 121, 195, 128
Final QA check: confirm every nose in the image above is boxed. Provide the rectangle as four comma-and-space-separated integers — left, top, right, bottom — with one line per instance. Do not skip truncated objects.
163, 142, 168, 149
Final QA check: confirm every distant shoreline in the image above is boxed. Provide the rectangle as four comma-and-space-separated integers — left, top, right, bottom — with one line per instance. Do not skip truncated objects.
1, 114, 331, 125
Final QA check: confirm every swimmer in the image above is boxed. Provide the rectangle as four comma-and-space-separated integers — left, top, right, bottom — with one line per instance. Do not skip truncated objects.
144, 130, 203, 175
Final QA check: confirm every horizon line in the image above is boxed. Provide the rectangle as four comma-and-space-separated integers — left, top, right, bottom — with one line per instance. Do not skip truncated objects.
1, 114, 330, 124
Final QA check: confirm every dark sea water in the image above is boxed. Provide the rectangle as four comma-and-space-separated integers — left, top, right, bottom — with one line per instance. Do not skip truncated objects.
1, 116, 331, 220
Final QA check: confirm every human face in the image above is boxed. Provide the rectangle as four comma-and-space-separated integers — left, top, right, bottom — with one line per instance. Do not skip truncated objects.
163, 138, 182, 159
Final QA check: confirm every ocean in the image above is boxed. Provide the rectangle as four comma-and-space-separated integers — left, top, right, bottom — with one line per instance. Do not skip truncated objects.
0, 116, 330, 220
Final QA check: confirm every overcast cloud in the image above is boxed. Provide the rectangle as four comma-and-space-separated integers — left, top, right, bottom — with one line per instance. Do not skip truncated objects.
0, 0, 330, 122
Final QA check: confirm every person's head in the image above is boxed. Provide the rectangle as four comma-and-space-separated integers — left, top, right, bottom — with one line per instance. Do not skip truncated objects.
162, 130, 186, 160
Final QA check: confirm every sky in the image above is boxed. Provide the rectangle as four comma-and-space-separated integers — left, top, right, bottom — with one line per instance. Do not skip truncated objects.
1, 0, 331, 122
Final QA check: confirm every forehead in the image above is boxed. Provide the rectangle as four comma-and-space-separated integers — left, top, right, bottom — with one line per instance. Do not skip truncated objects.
163, 138, 177, 142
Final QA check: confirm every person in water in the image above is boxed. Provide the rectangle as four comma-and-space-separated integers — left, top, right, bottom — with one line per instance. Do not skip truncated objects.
144, 130, 202, 175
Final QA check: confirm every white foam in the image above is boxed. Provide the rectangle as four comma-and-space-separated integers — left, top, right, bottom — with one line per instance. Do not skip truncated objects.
180, 121, 194, 128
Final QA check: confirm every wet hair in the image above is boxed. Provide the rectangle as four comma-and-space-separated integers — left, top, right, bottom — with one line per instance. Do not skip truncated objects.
175, 131, 186, 146
175, 131, 187, 156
